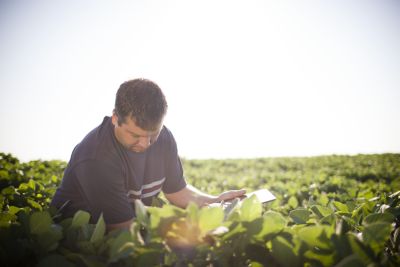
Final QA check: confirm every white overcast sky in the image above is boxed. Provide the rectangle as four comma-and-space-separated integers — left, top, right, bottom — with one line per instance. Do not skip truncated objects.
0, 0, 399, 162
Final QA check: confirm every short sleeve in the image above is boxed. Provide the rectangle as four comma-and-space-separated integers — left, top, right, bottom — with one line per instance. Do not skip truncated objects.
74, 160, 135, 224
162, 129, 187, 194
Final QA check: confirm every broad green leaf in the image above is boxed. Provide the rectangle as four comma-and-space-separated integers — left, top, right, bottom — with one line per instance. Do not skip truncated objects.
198, 207, 224, 234
362, 222, 392, 252
363, 213, 395, 225
271, 236, 299, 267
90, 213, 106, 243
333, 201, 349, 213
108, 231, 134, 263
136, 249, 164, 266
71, 210, 90, 228
297, 225, 334, 250
148, 205, 183, 229
28, 179, 36, 190
288, 196, 299, 209
187, 202, 199, 223
224, 197, 240, 219
37, 224, 63, 252
30, 211, 52, 235
334, 254, 365, 267
8, 206, 22, 215
240, 195, 262, 221
318, 193, 329, 206
27, 199, 42, 210
347, 234, 374, 265
289, 208, 310, 224
257, 211, 286, 238
311, 205, 333, 218
1, 186, 16, 195
304, 249, 335, 267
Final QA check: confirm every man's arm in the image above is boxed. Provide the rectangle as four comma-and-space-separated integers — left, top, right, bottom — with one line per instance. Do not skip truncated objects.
164, 184, 246, 208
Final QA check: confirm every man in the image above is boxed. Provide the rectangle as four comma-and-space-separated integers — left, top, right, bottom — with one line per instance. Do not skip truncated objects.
51, 78, 245, 231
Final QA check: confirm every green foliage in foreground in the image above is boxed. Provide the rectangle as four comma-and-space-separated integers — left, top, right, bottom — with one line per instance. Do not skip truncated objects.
0, 152, 399, 266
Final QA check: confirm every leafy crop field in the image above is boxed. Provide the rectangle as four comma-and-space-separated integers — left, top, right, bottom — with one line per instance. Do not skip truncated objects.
0, 152, 399, 266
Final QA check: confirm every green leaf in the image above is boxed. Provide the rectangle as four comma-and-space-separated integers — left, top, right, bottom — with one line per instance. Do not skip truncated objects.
289, 208, 310, 224
30, 211, 52, 235
136, 248, 164, 266
257, 211, 286, 238
240, 195, 262, 221
318, 193, 329, 206
333, 201, 349, 213
288, 196, 299, 209
334, 254, 365, 267
363, 213, 395, 225
28, 179, 36, 190
135, 199, 149, 227
224, 197, 240, 219
186, 202, 199, 223
304, 249, 335, 267
27, 199, 42, 210
71, 210, 90, 228
8, 206, 22, 215
297, 225, 334, 250
311, 205, 333, 218
271, 236, 299, 267
347, 234, 374, 265
198, 207, 224, 235
108, 231, 135, 263
37, 224, 63, 252
1, 186, 16, 195
362, 222, 392, 252
90, 213, 106, 243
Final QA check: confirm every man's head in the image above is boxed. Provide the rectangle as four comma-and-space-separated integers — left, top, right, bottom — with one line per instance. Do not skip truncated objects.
112, 78, 168, 152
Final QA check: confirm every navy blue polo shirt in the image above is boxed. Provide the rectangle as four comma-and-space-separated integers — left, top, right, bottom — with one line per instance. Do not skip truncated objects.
51, 116, 187, 224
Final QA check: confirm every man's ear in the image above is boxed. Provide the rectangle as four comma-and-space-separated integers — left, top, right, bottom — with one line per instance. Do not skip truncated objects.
111, 113, 118, 127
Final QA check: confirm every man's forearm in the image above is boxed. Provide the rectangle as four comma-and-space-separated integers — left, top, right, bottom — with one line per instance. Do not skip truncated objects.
165, 185, 218, 208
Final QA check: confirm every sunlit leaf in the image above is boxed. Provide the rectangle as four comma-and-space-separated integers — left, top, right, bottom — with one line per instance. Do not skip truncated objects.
240, 195, 262, 221
288, 196, 299, 209
311, 205, 333, 218
90, 213, 106, 243
198, 207, 224, 235
297, 225, 334, 250
333, 201, 349, 213
71, 210, 90, 228
257, 211, 286, 238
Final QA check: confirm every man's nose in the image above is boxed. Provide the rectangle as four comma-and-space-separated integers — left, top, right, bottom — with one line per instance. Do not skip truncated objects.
139, 136, 151, 147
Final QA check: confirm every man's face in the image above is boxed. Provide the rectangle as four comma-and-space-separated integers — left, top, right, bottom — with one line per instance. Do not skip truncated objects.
112, 114, 163, 153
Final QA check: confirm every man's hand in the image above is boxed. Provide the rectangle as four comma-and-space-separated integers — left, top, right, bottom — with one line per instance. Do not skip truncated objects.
165, 185, 246, 208
215, 189, 246, 203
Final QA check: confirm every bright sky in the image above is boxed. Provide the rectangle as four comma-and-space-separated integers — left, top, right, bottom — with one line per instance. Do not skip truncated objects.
1, 0, 399, 162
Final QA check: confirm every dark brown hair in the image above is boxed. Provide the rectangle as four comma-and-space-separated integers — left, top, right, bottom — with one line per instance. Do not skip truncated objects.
114, 78, 167, 130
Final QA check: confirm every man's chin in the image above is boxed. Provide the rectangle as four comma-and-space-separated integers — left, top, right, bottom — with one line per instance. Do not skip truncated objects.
130, 147, 146, 153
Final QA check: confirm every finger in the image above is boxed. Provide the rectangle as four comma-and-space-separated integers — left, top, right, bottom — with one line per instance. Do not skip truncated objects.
220, 189, 246, 201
